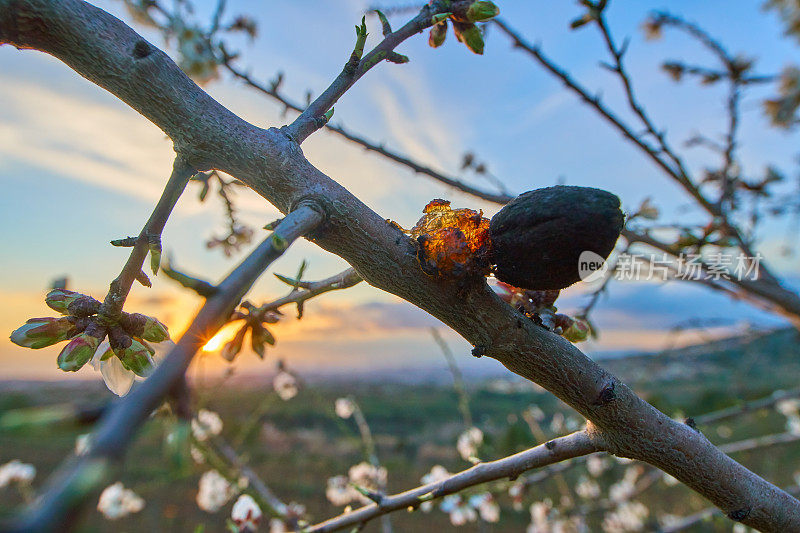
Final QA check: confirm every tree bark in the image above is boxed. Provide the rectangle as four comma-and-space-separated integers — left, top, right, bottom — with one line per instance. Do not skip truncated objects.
2, 0, 799, 529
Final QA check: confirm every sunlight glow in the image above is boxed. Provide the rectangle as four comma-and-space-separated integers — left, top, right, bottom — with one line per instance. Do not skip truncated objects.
201, 321, 243, 352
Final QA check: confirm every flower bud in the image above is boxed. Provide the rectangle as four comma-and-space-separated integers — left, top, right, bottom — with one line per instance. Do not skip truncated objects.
109, 328, 154, 377
58, 330, 103, 371
452, 21, 484, 55
10, 317, 83, 349
562, 318, 591, 343
466, 1, 499, 22
429, 21, 448, 48
45, 289, 100, 317
120, 313, 170, 342
221, 324, 248, 362
489, 186, 624, 290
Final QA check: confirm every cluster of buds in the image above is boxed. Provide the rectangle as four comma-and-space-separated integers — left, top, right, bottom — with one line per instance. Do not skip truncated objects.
428, 1, 500, 55
9, 289, 170, 376
493, 281, 591, 342
220, 302, 280, 362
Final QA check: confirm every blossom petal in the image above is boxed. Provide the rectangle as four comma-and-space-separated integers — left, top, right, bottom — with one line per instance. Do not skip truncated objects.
100, 356, 135, 396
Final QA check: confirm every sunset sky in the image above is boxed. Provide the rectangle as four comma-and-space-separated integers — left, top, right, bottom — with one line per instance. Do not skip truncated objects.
1, 0, 798, 382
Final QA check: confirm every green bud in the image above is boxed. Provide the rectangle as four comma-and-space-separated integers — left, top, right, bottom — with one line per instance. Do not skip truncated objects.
150, 247, 162, 275
58, 332, 102, 371
466, 1, 499, 22
112, 333, 155, 378
272, 234, 288, 251
431, 13, 452, 25
10, 317, 81, 349
562, 319, 591, 343
452, 21, 484, 55
142, 316, 170, 343
46, 289, 99, 317
429, 22, 447, 48
119, 312, 169, 342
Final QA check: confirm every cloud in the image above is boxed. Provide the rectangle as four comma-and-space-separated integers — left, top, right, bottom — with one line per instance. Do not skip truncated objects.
0, 79, 176, 201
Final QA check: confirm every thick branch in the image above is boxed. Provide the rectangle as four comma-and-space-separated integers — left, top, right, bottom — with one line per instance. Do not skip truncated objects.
2, 1, 799, 529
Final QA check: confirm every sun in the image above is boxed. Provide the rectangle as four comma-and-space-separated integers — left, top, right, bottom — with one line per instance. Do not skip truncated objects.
201, 322, 242, 352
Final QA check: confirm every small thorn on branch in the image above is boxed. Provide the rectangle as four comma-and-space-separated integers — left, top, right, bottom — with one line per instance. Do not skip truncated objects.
386, 51, 409, 64
135, 270, 152, 288
110, 236, 138, 247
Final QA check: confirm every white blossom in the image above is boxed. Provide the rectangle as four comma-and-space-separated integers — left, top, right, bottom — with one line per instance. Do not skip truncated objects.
325, 475, 353, 506
75, 434, 91, 455
526, 405, 545, 422
90, 340, 134, 397
232, 494, 262, 531
527, 500, 552, 533
191, 445, 206, 464
440, 495, 477, 526
419, 465, 450, 512
326, 463, 387, 506
777, 398, 800, 417
421, 465, 451, 485
659, 514, 682, 528
335, 398, 355, 419
197, 469, 234, 512
662, 473, 679, 486
97, 482, 144, 519
270, 518, 289, 532
192, 409, 223, 441
601, 501, 649, 532
273, 371, 298, 401
508, 481, 525, 511
89, 339, 173, 396
587, 455, 610, 477
0, 460, 35, 488
469, 493, 500, 522
549, 412, 564, 434
456, 427, 483, 461
609, 467, 641, 503
175, 25, 220, 85
575, 475, 601, 499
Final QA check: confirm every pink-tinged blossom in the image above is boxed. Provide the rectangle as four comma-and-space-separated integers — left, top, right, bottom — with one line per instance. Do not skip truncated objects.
0, 460, 35, 488
231, 494, 262, 531
97, 482, 145, 519
197, 470, 234, 512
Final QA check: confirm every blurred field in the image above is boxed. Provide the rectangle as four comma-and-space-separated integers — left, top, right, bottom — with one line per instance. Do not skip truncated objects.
1, 328, 798, 532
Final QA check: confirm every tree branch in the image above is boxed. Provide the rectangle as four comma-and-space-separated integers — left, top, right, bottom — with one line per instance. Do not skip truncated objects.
307, 430, 598, 532
2, 1, 799, 529
101, 157, 195, 318
2, 203, 323, 531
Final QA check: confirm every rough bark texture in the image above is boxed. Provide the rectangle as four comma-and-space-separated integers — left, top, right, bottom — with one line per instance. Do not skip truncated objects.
1, 0, 799, 529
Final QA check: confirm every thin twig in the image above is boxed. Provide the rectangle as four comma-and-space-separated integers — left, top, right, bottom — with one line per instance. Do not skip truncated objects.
430, 328, 473, 428
100, 158, 196, 319
5, 204, 324, 531
306, 430, 599, 532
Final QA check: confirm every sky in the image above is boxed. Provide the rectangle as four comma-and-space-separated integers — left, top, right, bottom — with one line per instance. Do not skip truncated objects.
0, 0, 798, 382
